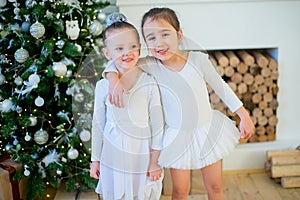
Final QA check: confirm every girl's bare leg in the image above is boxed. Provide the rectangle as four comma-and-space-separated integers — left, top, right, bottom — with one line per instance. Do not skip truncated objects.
170, 168, 191, 200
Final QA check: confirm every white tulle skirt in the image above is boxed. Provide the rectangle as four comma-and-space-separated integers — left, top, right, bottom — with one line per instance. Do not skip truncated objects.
158, 110, 240, 169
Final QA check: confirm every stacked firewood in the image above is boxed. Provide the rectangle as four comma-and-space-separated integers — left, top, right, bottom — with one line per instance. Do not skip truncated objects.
207, 49, 279, 143
265, 149, 300, 188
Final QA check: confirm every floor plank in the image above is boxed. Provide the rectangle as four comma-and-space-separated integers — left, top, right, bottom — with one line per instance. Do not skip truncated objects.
250, 173, 282, 200
223, 173, 243, 200
236, 173, 263, 200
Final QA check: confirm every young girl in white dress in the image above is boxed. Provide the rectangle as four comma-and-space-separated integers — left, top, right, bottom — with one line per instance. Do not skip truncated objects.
90, 15, 164, 200
104, 8, 255, 200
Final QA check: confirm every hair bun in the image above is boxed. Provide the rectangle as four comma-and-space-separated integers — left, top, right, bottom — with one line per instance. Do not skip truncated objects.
105, 13, 127, 27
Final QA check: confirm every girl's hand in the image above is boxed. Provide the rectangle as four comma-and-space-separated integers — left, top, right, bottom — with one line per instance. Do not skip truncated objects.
236, 106, 255, 139
148, 161, 162, 181
106, 72, 126, 108
90, 161, 100, 179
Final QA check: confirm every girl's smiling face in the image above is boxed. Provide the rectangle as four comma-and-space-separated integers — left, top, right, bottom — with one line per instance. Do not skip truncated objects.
143, 18, 183, 63
103, 28, 140, 74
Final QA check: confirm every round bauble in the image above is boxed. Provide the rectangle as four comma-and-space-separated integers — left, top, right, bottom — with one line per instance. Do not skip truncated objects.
34, 96, 44, 107
28, 73, 40, 85
24, 169, 30, 176
67, 148, 79, 160
97, 12, 106, 22
34, 129, 49, 145
0, 0, 7, 8
79, 129, 91, 142
24, 134, 31, 141
88, 20, 103, 36
1, 99, 14, 112
5, 143, 12, 152
14, 76, 23, 86
52, 62, 67, 77
21, 21, 31, 32
30, 21, 45, 39
14, 48, 29, 63
29, 116, 37, 126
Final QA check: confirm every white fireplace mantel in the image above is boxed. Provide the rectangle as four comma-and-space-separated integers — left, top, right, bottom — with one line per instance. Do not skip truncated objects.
116, 0, 300, 170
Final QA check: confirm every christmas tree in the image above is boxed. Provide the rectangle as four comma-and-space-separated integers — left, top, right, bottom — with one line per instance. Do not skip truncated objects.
0, 0, 111, 199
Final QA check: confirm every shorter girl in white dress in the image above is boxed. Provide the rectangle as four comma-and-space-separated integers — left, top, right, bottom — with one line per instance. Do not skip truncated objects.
90, 14, 164, 200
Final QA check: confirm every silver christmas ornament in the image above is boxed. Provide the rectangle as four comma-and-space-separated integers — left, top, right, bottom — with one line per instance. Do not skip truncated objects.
97, 12, 106, 22
52, 62, 67, 77
67, 148, 79, 160
25, 133, 31, 141
29, 116, 37, 126
14, 48, 29, 63
88, 20, 103, 36
24, 169, 30, 176
28, 73, 40, 85
34, 129, 49, 145
0, 99, 14, 112
14, 76, 23, 85
0, 0, 7, 8
79, 129, 91, 142
30, 21, 45, 39
34, 96, 44, 107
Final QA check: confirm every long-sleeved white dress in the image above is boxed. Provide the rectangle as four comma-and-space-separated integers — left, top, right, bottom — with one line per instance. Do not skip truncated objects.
103, 51, 243, 169
91, 72, 164, 200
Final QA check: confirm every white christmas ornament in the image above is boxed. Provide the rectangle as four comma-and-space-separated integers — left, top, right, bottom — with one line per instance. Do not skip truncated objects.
34, 129, 49, 145
52, 62, 67, 77
24, 169, 30, 176
88, 20, 103, 36
0, 0, 7, 8
56, 169, 62, 175
97, 12, 106, 22
35, 96, 44, 107
28, 73, 40, 85
79, 129, 91, 142
14, 48, 29, 63
30, 21, 45, 39
29, 116, 37, 126
67, 148, 79, 160
66, 20, 80, 40
0, 99, 14, 112
14, 76, 23, 85
25, 133, 31, 141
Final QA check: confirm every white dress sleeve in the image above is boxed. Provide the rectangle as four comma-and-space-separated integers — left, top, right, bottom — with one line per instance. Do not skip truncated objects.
101, 60, 118, 79
196, 52, 243, 112
91, 80, 107, 161
148, 77, 164, 150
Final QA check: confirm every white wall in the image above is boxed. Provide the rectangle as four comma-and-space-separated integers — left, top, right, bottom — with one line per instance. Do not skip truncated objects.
117, 0, 300, 170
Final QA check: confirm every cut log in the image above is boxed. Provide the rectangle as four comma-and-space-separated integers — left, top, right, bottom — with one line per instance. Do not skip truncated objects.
216, 66, 225, 76
209, 55, 218, 67
231, 73, 243, 84
237, 62, 249, 74
237, 50, 255, 65
224, 66, 235, 77
254, 74, 264, 85
224, 51, 240, 66
271, 156, 300, 165
237, 82, 247, 94
281, 177, 300, 188
271, 165, 300, 178
268, 115, 278, 126
243, 73, 254, 85
252, 51, 269, 68
213, 51, 229, 67
266, 150, 300, 161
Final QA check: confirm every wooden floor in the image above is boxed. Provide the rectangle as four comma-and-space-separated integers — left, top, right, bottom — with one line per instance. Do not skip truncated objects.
161, 170, 300, 200
53, 170, 300, 200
